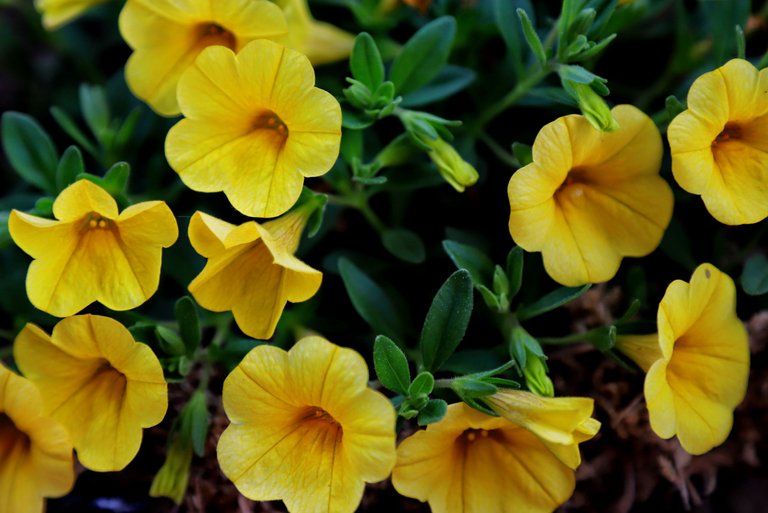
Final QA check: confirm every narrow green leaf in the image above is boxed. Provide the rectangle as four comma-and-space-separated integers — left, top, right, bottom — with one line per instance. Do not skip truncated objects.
103, 161, 130, 194
56, 146, 84, 191
389, 16, 457, 95
2, 111, 58, 193
516, 8, 547, 65
453, 378, 498, 398
185, 390, 209, 457
442, 239, 494, 288
373, 335, 411, 394
382, 228, 426, 264
175, 296, 201, 356
742, 254, 768, 296
493, 0, 535, 77
511, 142, 532, 167
50, 106, 99, 158
506, 246, 524, 299
79, 83, 110, 140
400, 66, 476, 108
350, 32, 384, 90
155, 326, 187, 356
338, 258, 408, 342
517, 284, 591, 321
417, 399, 447, 426
408, 371, 435, 396
420, 269, 474, 371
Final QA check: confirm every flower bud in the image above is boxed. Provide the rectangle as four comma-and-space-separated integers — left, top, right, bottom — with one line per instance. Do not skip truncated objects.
523, 348, 555, 397
423, 137, 479, 192
569, 82, 619, 132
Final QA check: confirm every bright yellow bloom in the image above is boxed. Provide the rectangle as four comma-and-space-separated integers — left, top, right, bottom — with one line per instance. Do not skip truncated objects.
35, 0, 107, 29
14, 314, 168, 472
188, 208, 322, 339
393, 402, 594, 513
0, 364, 74, 513
615, 263, 749, 455
165, 40, 342, 218
483, 389, 600, 469
218, 336, 396, 513
274, 0, 355, 66
508, 104, 672, 286
9, 180, 178, 317
119, 0, 287, 116
668, 59, 768, 225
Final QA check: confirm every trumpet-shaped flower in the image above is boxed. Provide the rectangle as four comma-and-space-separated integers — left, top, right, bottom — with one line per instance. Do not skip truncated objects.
0, 364, 74, 513
508, 104, 673, 286
274, 0, 355, 66
14, 314, 168, 472
393, 401, 597, 513
119, 0, 287, 116
165, 40, 342, 218
218, 336, 396, 513
35, 0, 107, 29
615, 263, 750, 454
668, 59, 768, 225
188, 208, 322, 339
9, 180, 178, 317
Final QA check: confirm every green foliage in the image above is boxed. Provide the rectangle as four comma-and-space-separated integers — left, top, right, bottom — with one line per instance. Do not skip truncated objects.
382, 228, 426, 263
517, 284, 591, 321
389, 17, 457, 95
742, 254, 768, 296
2, 111, 58, 194
373, 335, 411, 394
175, 296, 201, 356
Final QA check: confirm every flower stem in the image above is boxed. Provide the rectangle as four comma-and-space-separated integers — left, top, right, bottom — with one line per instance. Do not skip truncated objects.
473, 63, 554, 129
538, 326, 604, 346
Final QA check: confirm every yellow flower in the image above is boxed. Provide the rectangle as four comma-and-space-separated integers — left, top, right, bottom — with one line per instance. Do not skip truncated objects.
119, 0, 287, 116
393, 402, 595, 513
187, 207, 322, 339
615, 263, 750, 455
165, 40, 342, 218
274, 0, 355, 66
14, 314, 168, 472
423, 136, 479, 192
9, 179, 178, 317
0, 364, 74, 513
35, 0, 107, 29
483, 389, 600, 469
218, 336, 396, 513
668, 59, 768, 225
508, 104, 672, 286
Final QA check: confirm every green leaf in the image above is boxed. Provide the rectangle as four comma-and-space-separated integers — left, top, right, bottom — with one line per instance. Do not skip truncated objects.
442, 239, 494, 288
79, 84, 110, 141
350, 32, 384, 90
373, 335, 410, 394
50, 106, 99, 158
443, 350, 505, 374
506, 246, 524, 299
33, 197, 54, 217
338, 258, 408, 342
56, 146, 84, 191
417, 399, 447, 426
389, 16, 457, 95
516, 8, 547, 65
175, 296, 201, 356
742, 254, 768, 295
517, 284, 591, 321
0, 212, 10, 249
185, 390, 209, 457
420, 269, 474, 371
408, 371, 435, 396
452, 378, 498, 398
103, 162, 130, 194
665, 95, 686, 121
700, 0, 749, 65
2, 111, 58, 193
342, 109, 375, 129
511, 142, 532, 167
493, 0, 535, 77
155, 326, 187, 356
400, 66, 476, 108
382, 228, 426, 264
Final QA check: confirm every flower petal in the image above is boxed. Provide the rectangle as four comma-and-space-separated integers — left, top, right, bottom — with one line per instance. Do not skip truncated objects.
187, 211, 237, 258
53, 179, 119, 222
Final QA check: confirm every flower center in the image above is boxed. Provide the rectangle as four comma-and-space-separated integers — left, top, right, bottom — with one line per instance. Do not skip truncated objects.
303, 406, 341, 428
460, 428, 490, 443
713, 122, 742, 145
0, 413, 30, 462
196, 23, 236, 51
556, 167, 590, 200
252, 110, 289, 139
83, 213, 113, 231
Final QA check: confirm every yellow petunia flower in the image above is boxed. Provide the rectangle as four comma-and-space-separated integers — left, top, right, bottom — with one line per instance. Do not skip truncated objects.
508, 104, 673, 286
14, 314, 168, 472
187, 207, 322, 340
35, 0, 108, 30
483, 389, 601, 469
0, 363, 74, 513
119, 0, 287, 117
668, 59, 768, 225
9, 179, 178, 317
274, 0, 355, 66
393, 401, 596, 513
218, 336, 396, 513
165, 40, 342, 218
615, 263, 750, 455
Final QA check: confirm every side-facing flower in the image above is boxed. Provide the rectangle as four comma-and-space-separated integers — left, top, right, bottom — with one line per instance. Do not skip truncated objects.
165, 40, 342, 218
218, 336, 396, 513
274, 0, 355, 65
508, 104, 672, 286
119, 0, 287, 116
35, 0, 107, 30
393, 401, 597, 513
668, 59, 768, 225
9, 179, 178, 317
14, 314, 168, 472
615, 263, 749, 455
0, 363, 74, 513
187, 207, 322, 339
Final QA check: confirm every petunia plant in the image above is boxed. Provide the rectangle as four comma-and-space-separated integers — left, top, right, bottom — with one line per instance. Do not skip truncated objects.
1, 0, 766, 512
